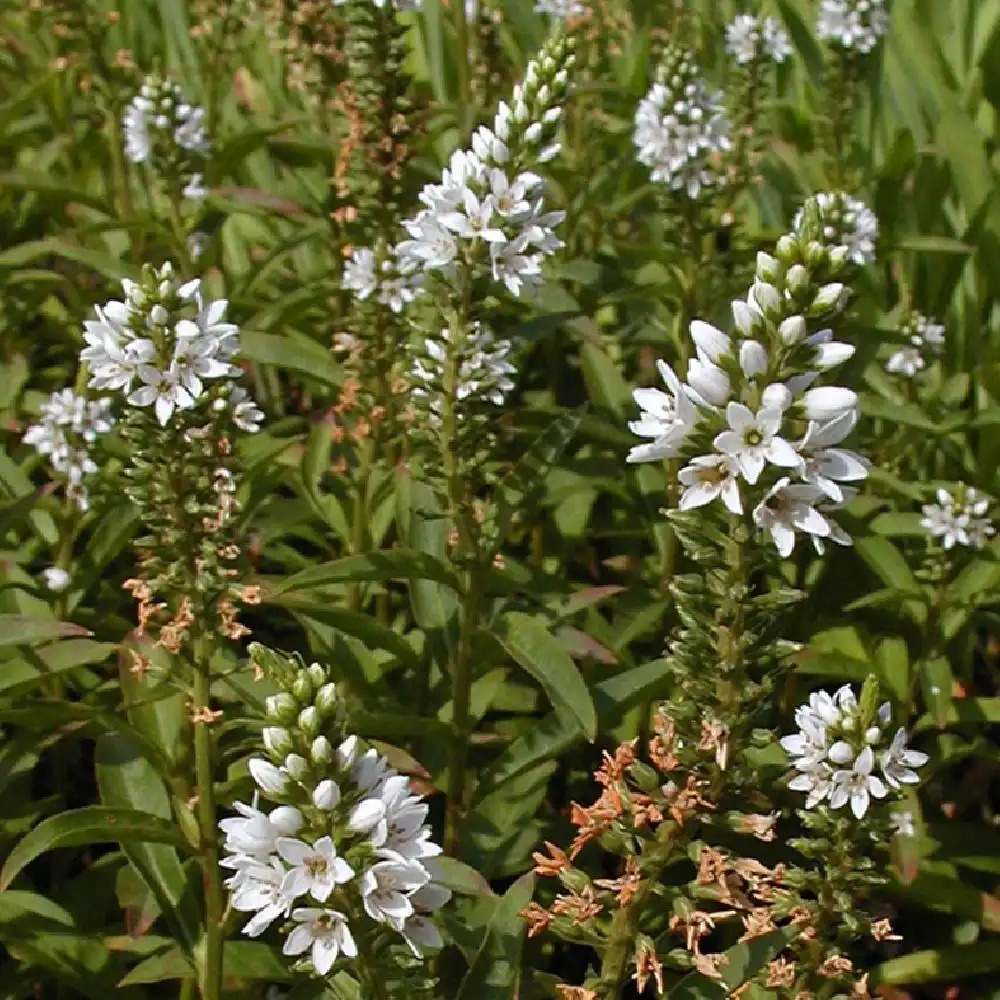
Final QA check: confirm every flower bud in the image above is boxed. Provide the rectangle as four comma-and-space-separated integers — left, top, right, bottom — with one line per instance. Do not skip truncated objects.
739, 340, 768, 377
284, 753, 308, 779
311, 735, 334, 766
265, 692, 298, 725
689, 320, 730, 363
312, 779, 341, 810
262, 726, 292, 758
774, 234, 797, 263
291, 671, 313, 703
809, 283, 847, 316
801, 386, 857, 422
731, 299, 762, 336
756, 251, 781, 282
297, 706, 321, 739
785, 265, 810, 296
805, 240, 828, 269
751, 281, 782, 318
269, 806, 303, 835
315, 682, 339, 716
778, 315, 807, 345
348, 798, 386, 833
829, 245, 850, 271
306, 662, 327, 689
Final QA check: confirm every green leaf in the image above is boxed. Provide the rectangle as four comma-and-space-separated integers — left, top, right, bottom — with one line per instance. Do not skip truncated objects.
0, 615, 92, 648
1, 807, 188, 890
454, 873, 534, 1000
490, 612, 597, 741
240, 331, 343, 389
272, 549, 462, 595
876, 941, 1000, 985
118, 949, 194, 986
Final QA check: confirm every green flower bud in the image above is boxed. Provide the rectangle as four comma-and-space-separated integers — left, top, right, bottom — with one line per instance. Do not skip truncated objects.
307, 662, 327, 689
311, 735, 334, 765
265, 692, 299, 725
262, 726, 292, 758
291, 671, 313, 704
315, 682, 339, 716
805, 239, 828, 269
297, 706, 321, 739
785, 264, 810, 296
775, 234, 797, 263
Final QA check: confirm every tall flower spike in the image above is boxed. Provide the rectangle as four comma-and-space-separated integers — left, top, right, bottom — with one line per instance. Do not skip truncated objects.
221, 645, 450, 981
627, 197, 868, 557
725, 14, 792, 65
633, 46, 731, 198
395, 31, 574, 295
23, 389, 115, 511
886, 311, 945, 378
921, 485, 995, 550
816, 0, 890, 55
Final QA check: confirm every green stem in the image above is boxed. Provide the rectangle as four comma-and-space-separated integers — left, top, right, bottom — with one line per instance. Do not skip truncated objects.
192, 634, 224, 1000
596, 822, 678, 998
348, 439, 372, 614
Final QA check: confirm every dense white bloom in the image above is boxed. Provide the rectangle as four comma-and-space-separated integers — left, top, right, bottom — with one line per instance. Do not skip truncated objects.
359, 855, 430, 925
921, 486, 994, 550
42, 567, 71, 592
283, 908, 357, 975
80, 265, 259, 429
817, 0, 889, 54
23, 389, 115, 511
725, 14, 792, 64
634, 50, 731, 197
395, 38, 572, 295
411, 322, 516, 421
782, 685, 927, 817
795, 191, 878, 265
342, 246, 422, 313
752, 478, 833, 557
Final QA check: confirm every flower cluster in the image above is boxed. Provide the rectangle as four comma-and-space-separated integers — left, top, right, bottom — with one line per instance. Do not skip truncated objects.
793, 191, 878, 266
23, 388, 115, 511
627, 199, 868, 557
781, 682, 927, 819
332, 0, 421, 8
725, 14, 793, 65
886, 311, 945, 377
80, 263, 261, 430
633, 46, 731, 198
395, 32, 573, 297
410, 321, 516, 424
921, 485, 995, 550
342, 246, 422, 313
816, 0, 890, 55
123, 75, 210, 200
221, 646, 449, 978
534, 0, 587, 17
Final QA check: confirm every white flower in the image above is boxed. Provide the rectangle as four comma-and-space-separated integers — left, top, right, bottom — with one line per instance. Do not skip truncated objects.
231, 857, 294, 937
342, 248, 378, 300
400, 915, 445, 957
534, 0, 586, 16
627, 360, 699, 463
921, 486, 994, 550
42, 567, 71, 592
817, 0, 889, 54
249, 758, 289, 795
828, 745, 888, 819
359, 855, 430, 926
753, 478, 832, 557
879, 729, 928, 789
277, 836, 354, 902
219, 799, 303, 859
283, 908, 357, 976
713, 402, 800, 484
726, 14, 792, 65
796, 411, 868, 501
678, 454, 742, 514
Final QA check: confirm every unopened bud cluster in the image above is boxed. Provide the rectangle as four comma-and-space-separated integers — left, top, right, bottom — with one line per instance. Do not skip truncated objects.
817, 0, 889, 55
886, 310, 945, 378
794, 191, 878, 266
220, 645, 450, 979
123, 74, 210, 201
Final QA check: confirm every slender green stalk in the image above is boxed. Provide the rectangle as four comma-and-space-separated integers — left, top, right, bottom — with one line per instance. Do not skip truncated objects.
454, 0, 472, 139
192, 633, 224, 1000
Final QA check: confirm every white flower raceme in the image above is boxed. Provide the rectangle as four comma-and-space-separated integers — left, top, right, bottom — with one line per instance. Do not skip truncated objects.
781, 683, 927, 818
80, 263, 261, 430
23, 388, 115, 511
725, 14, 792, 64
634, 48, 731, 197
626, 211, 867, 556
123, 75, 210, 200
220, 671, 450, 976
817, 0, 889, 54
794, 191, 878, 265
921, 485, 995, 550
341, 246, 422, 313
395, 33, 573, 296
410, 321, 516, 423
886, 311, 945, 378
